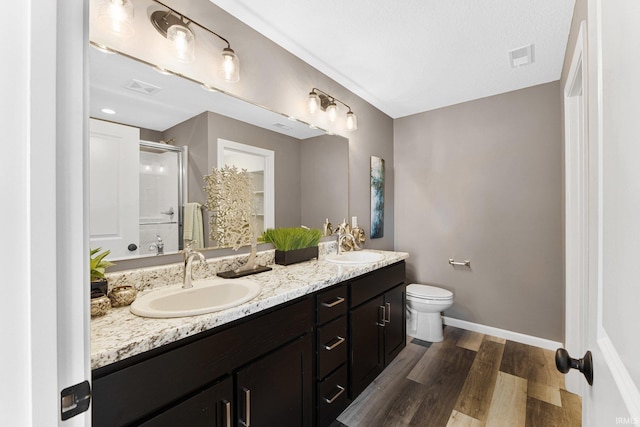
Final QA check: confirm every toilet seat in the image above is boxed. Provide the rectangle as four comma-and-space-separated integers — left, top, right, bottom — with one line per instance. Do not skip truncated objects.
406, 284, 453, 300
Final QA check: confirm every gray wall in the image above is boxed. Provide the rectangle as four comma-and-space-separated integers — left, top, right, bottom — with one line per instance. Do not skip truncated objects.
394, 82, 563, 342
301, 135, 349, 230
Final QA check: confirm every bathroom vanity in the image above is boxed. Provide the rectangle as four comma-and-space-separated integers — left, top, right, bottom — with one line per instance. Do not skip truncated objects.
91, 250, 407, 426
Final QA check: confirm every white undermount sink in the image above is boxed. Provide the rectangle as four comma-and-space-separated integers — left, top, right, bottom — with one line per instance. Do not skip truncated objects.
130, 278, 261, 318
324, 251, 385, 265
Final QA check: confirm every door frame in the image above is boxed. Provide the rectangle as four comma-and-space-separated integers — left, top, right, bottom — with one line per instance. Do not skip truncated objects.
563, 20, 588, 396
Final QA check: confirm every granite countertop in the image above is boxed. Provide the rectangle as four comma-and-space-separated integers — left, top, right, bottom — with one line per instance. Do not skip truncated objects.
91, 249, 409, 370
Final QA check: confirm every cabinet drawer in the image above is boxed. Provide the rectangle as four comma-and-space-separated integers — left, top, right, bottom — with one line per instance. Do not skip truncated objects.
317, 316, 347, 380
350, 262, 405, 307
317, 364, 349, 427
316, 283, 347, 324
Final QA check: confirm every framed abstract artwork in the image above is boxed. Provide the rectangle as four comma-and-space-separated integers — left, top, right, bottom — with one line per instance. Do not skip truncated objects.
370, 156, 384, 238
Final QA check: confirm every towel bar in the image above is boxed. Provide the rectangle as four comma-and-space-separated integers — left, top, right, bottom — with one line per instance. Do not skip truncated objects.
448, 258, 471, 267
140, 221, 179, 226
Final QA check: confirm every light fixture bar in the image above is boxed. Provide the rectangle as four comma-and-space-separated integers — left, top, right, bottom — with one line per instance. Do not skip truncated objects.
308, 88, 358, 131
151, 0, 232, 49
310, 88, 353, 114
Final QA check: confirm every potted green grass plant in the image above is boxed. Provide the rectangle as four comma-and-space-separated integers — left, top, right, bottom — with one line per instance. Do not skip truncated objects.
262, 227, 322, 266
90, 247, 115, 298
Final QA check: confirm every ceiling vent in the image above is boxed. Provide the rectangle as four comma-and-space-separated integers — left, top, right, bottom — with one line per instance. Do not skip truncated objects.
508, 44, 535, 68
272, 123, 293, 131
125, 79, 162, 96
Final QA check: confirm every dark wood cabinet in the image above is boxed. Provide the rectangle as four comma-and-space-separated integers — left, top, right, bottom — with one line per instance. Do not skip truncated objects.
349, 295, 385, 397
236, 335, 312, 427
384, 283, 407, 364
349, 262, 406, 398
139, 376, 233, 427
92, 297, 312, 426
92, 261, 405, 427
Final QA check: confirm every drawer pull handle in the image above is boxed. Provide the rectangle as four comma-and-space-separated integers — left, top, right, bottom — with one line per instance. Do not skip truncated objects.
323, 336, 346, 351
384, 302, 391, 323
377, 305, 386, 327
322, 296, 345, 308
222, 400, 231, 427
240, 388, 251, 427
324, 385, 346, 404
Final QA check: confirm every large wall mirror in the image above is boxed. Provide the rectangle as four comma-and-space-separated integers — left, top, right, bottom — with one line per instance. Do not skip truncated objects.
89, 47, 349, 261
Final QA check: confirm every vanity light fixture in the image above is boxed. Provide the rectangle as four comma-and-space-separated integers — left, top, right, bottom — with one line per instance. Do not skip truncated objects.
150, 10, 195, 63
97, 0, 135, 37
150, 0, 240, 82
307, 88, 358, 131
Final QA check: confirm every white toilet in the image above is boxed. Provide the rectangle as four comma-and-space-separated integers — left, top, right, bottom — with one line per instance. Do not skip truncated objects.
406, 284, 454, 342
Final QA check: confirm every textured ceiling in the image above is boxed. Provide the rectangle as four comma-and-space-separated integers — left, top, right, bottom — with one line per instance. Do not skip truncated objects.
210, 0, 575, 118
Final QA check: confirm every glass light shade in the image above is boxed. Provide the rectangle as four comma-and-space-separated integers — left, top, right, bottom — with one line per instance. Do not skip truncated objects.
346, 111, 358, 131
326, 102, 338, 122
167, 24, 195, 63
308, 92, 320, 114
221, 48, 240, 82
98, 0, 134, 37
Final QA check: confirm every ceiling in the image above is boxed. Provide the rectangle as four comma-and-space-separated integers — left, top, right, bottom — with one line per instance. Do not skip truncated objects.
210, 0, 576, 119
89, 47, 325, 139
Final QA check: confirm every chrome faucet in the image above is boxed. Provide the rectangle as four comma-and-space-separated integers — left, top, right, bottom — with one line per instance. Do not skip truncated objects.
182, 245, 206, 289
149, 234, 164, 255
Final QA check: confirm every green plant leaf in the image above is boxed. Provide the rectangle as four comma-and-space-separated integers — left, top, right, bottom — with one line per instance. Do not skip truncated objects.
90, 247, 115, 281
261, 227, 322, 251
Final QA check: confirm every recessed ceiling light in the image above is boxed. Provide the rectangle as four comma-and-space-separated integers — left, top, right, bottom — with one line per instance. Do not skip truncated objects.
101, 108, 116, 115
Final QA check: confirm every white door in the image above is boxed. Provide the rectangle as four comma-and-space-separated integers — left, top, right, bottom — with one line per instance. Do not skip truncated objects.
564, 21, 588, 396
571, 1, 640, 424
89, 118, 140, 258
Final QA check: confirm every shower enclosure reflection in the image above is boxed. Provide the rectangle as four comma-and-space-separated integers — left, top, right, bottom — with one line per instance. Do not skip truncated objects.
89, 119, 186, 260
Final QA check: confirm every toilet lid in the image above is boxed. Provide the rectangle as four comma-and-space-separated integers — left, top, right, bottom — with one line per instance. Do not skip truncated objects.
406, 284, 453, 300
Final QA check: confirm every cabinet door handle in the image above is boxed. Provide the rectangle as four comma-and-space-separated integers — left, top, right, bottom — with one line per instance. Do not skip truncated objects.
240, 388, 251, 427
385, 302, 391, 323
222, 399, 231, 427
377, 305, 386, 327
322, 296, 345, 308
323, 385, 346, 404
323, 336, 346, 351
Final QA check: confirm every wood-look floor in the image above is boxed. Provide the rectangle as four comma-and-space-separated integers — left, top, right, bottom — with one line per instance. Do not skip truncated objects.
334, 326, 581, 427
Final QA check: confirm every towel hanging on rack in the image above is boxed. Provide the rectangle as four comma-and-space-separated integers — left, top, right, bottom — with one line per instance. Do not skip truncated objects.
184, 202, 204, 249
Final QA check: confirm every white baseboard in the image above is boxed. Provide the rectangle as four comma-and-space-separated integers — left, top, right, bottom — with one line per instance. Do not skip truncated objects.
442, 316, 563, 351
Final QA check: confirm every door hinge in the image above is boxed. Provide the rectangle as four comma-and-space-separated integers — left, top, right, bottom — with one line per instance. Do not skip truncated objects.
61, 380, 91, 420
